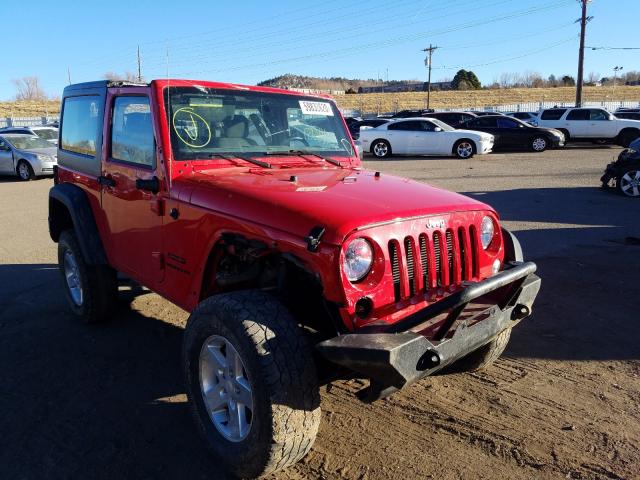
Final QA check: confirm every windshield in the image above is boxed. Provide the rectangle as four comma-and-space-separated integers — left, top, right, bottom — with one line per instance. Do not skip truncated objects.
429, 118, 455, 131
33, 128, 58, 140
5, 135, 53, 149
164, 87, 353, 160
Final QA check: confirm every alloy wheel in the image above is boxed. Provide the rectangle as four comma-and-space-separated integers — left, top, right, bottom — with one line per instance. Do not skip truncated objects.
63, 250, 83, 306
18, 162, 31, 180
373, 142, 388, 157
620, 170, 640, 197
532, 137, 547, 151
457, 142, 473, 158
199, 335, 254, 442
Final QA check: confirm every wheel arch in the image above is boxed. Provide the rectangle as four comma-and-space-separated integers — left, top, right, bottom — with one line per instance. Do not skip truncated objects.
453, 138, 477, 154
49, 183, 108, 265
370, 138, 390, 153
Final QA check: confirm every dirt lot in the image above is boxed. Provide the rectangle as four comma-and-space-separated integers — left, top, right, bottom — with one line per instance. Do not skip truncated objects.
1, 146, 639, 480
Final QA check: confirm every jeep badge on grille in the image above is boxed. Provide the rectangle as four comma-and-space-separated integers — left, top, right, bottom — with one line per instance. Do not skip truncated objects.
426, 218, 446, 229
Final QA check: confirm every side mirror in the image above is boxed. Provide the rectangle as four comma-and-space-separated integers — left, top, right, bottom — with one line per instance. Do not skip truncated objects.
434, 127, 443, 132
0, 144, 10, 151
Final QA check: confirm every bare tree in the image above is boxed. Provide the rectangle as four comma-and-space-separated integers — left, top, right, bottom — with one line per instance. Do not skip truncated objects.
12, 76, 47, 100
586, 71, 601, 85
103, 71, 139, 82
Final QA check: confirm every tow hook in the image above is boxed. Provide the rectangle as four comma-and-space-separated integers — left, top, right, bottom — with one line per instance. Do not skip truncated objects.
511, 304, 530, 321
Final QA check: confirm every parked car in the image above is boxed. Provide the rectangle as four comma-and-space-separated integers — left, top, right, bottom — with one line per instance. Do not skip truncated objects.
536, 107, 640, 146
49, 79, 539, 478
427, 111, 478, 128
614, 111, 640, 121
391, 109, 434, 118
458, 115, 564, 152
360, 117, 494, 158
349, 118, 390, 139
0, 125, 59, 145
0, 134, 58, 180
615, 107, 640, 113
505, 112, 539, 126
601, 146, 640, 197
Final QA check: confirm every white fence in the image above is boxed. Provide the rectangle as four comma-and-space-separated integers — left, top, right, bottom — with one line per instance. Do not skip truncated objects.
0, 116, 59, 128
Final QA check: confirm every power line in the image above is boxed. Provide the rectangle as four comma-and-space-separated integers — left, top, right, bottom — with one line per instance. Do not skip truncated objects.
587, 46, 640, 50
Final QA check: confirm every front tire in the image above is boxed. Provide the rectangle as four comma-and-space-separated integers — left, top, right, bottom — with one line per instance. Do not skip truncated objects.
530, 136, 548, 152
183, 291, 321, 478
453, 139, 475, 159
371, 139, 391, 158
17, 160, 34, 181
617, 168, 640, 197
57, 230, 117, 323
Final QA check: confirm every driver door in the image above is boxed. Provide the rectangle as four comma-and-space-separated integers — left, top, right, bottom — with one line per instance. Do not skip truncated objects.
412, 120, 444, 154
100, 89, 165, 289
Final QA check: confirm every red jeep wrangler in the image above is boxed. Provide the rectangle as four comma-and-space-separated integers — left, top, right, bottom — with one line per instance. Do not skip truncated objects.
49, 79, 540, 478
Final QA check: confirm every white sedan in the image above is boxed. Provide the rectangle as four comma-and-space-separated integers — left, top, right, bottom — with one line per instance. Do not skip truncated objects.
359, 117, 494, 159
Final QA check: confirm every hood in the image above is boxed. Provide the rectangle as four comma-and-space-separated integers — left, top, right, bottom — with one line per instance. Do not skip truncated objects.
18, 146, 57, 156
175, 165, 493, 244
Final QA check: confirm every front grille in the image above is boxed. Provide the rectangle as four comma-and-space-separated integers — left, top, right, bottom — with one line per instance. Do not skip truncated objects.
388, 226, 479, 302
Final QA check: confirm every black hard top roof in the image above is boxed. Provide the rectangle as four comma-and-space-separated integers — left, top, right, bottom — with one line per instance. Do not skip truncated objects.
64, 80, 148, 92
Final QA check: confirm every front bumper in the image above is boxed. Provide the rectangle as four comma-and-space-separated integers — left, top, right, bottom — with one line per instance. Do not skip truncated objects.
317, 261, 540, 401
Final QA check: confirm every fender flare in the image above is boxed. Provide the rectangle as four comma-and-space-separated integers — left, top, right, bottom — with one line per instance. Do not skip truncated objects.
49, 183, 108, 265
501, 227, 523, 263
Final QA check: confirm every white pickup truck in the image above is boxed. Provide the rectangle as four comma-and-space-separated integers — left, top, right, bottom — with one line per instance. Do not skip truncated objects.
536, 107, 640, 146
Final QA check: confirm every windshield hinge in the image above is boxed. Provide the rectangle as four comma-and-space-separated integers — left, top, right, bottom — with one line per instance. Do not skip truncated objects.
305, 226, 326, 252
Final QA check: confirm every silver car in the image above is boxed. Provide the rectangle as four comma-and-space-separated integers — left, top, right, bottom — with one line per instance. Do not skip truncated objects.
0, 134, 58, 180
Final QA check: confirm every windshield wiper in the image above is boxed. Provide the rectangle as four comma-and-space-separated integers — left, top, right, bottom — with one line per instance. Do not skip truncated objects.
265, 149, 343, 167
206, 153, 272, 169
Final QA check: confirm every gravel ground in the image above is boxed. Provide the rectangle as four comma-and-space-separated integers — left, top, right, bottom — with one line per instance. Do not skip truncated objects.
1, 145, 639, 480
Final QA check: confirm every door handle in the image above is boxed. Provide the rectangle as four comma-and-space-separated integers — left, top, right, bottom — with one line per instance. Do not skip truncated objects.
97, 175, 116, 188
136, 176, 160, 194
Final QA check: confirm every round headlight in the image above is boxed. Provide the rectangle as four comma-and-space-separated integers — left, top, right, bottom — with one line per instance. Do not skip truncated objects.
343, 238, 373, 282
480, 216, 495, 249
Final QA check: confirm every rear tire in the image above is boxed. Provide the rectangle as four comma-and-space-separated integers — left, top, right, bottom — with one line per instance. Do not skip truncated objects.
183, 290, 321, 478
371, 139, 392, 158
58, 230, 117, 323
448, 328, 512, 372
453, 139, 475, 159
17, 160, 34, 181
618, 129, 640, 148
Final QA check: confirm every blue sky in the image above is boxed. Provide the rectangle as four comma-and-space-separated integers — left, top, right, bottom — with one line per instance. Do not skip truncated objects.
1, 0, 638, 100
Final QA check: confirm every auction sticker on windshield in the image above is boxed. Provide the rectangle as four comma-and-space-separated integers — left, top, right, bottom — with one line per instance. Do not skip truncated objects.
299, 100, 334, 116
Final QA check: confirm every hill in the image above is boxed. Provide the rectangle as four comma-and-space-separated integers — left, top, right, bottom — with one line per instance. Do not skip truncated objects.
257, 74, 418, 92
2, 86, 640, 118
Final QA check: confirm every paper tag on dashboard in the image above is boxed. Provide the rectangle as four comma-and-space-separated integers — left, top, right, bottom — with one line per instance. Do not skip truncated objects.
299, 100, 334, 116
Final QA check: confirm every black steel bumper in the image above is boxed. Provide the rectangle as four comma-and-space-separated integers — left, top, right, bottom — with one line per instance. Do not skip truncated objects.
316, 261, 541, 401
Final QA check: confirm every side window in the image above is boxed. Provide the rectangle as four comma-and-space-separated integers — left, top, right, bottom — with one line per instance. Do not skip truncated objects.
61, 95, 100, 156
477, 117, 497, 127
388, 121, 410, 131
421, 121, 436, 131
590, 109, 608, 120
540, 109, 566, 120
566, 109, 589, 121
496, 118, 519, 128
111, 96, 155, 167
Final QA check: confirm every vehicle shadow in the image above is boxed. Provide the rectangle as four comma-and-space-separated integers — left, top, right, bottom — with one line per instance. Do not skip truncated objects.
461, 186, 640, 362
0, 264, 232, 479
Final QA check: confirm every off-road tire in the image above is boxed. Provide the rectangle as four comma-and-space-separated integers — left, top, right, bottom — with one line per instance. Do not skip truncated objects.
17, 160, 34, 181
449, 328, 512, 372
371, 139, 392, 158
183, 290, 321, 479
57, 230, 117, 323
453, 139, 476, 159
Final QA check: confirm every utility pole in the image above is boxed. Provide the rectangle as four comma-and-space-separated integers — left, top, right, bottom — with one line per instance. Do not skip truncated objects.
575, 0, 591, 107
137, 45, 142, 82
422, 44, 438, 110
67, 67, 71, 85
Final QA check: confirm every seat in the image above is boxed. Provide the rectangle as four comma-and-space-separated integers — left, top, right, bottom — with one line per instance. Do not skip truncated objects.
216, 115, 257, 148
